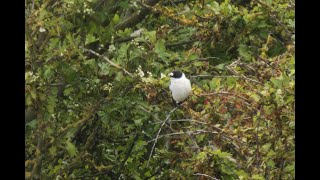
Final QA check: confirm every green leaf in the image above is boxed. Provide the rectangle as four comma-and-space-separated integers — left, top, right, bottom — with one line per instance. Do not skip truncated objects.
146, 30, 156, 43
270, 78, 282, 88
154, 39, 170, 61
238, 44, 252, 61
262, 143, 272, 152
284, 164, 295, 172
209, 78, 221, 91
215, 64, 225, 70
26, 119, 37, 128
63, 87, 74, 96
26, 96, 32, 106
265, 0, 273, 5
252, 174, 265, 180
249, 93, 261, 102
112, 13, 120, 23
65, 141, 78, 157
49, 146, 57, 156
115, 71, 124, 81
134, 119, 142, 126
85, 34, 97, 45
44, 67, 54, 80
196, 152, 207, 161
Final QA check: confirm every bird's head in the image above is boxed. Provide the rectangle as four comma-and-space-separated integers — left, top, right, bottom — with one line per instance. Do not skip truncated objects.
168, 70, 183, 79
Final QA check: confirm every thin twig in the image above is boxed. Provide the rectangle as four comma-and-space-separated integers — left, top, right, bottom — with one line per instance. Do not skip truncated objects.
147, 130, 218, 143
80, 47, 134, 78
255, 116, 261, 165
139, 106, 175, 132
147, 107, 178, 167
198, 92, 249, 102
193, 173, 219, 180
152, 118, 243, 148
115, 132, 140, 179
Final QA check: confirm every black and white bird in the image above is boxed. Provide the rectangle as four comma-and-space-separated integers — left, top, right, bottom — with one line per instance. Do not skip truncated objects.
168, 70, 192, 106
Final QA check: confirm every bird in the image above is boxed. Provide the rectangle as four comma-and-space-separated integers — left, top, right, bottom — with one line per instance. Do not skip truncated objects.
168, 70, 192, 106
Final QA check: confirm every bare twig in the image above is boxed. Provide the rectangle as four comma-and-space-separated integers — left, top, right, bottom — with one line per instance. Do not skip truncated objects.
147, 106, 178, 167
115, 132, 140, 179
226, 61, 263, 85
147, 130, 218, 143
139, 106, 175, 132
191, 75, 256, 79
193, 173, 219, 180
255, 116, 261, 165
80, 47, 134, 78
198, 92, 249, 102
152, 118, 243, 148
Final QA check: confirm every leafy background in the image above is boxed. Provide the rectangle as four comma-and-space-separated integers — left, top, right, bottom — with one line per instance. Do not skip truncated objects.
25, 0, 295, 179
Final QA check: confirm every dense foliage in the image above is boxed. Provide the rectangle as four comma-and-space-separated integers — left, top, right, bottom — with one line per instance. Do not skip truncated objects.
25, 0, 295, 179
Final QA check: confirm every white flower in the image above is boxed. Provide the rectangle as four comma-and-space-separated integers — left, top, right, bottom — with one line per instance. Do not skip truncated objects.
108, 45, 116, 52
103, 83, 113, 93
136, 65, 145, 77
160, 73, 166, 79
39, 27, 46, 33
130, 29, 144, 38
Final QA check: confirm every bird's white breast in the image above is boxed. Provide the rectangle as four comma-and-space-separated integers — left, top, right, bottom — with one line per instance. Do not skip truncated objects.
169, 75, 191, 103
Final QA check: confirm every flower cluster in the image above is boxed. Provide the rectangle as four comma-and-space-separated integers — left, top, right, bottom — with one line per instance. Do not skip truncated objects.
103, 83, 113, 93
108, 45, 116, 53
25, 71, 39, 83
83, 2, 93, 14
136, 65, 145, 77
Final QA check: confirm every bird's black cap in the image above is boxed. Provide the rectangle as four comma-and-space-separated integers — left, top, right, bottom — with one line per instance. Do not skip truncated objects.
169, 70, 183, 78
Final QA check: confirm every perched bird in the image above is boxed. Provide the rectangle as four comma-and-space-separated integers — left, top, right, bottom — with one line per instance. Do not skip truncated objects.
168, 70, 192, 106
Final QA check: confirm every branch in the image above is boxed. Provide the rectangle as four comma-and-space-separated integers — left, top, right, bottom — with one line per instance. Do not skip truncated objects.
147, 106, 178, 167
29, 114, 44, 179
114, 0, 160, 30
198, 92, 249, 102
153, 118, 244, 149
115, 132, 140, 179
147, 130, 218, 143
193, 173, 219, 180
80, 47, 134, 78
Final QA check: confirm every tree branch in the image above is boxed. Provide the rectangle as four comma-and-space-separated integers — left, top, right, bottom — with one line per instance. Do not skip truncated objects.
114, 0, 160, 30
193, 173, 219, 180
115, 132, 140, 179
147, 106, 178, 167
80, 47, 134, 78
198, 92, 249, 102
